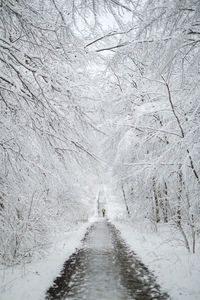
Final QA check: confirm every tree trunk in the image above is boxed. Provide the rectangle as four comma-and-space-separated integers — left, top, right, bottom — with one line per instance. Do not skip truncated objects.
177, 170, 182, 226
153, 177, 160, 223
163, 182, 168, 223
121, 182, 130, 216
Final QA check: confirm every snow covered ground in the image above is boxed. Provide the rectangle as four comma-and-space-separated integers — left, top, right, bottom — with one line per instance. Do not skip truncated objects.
113, 219, 200, 300
0, 221, 92, 300
1, 216, 199, 300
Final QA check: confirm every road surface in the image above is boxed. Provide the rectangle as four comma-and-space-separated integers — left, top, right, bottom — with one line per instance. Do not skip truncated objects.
46, 220, 169, 300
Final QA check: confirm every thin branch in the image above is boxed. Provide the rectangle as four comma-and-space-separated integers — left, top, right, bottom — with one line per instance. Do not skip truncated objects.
116, 124, 183, 138
96, 42, 129, 53
124, 162, 190, 167
161, 76, 185, 138
85, 28, 134, 48
186, 149, 200, 185
110, 0, 133, 12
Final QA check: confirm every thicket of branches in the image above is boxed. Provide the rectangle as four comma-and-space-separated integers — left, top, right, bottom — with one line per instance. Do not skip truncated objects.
0, 0, 107, 265
100, 0, 200, 253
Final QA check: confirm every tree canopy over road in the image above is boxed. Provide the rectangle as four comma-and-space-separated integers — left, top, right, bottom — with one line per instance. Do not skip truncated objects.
0, 0, 200, 265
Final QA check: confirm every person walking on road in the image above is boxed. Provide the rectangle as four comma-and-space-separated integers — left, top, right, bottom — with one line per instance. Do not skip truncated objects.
102, 208, 105, 217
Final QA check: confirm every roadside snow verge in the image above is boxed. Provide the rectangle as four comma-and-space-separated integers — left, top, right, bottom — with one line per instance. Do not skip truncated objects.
113, 219, 200, 300
0, 221, 91, 300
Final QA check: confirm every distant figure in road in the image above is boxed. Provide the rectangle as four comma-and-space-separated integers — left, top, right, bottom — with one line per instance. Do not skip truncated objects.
102, 208, 105, 217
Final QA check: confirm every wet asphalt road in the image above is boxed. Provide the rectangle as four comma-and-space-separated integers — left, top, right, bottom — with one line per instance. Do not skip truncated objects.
46, 220, 169, 300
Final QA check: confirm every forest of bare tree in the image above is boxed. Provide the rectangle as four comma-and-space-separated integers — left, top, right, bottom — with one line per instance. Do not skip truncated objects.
0, 0, 200, 271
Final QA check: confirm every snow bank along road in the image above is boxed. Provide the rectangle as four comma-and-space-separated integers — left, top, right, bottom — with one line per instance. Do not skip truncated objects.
46, 220, 169, 300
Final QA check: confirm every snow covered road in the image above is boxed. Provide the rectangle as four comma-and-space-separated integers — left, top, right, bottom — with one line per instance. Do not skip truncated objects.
46, 220, 169, 300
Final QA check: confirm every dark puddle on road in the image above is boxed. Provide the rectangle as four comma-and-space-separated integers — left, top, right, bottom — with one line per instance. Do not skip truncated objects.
46, 221, 169, 300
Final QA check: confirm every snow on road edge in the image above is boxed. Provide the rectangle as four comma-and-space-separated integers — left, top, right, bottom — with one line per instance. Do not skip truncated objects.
0, 221, 92, 300
113, 219, 200, 300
